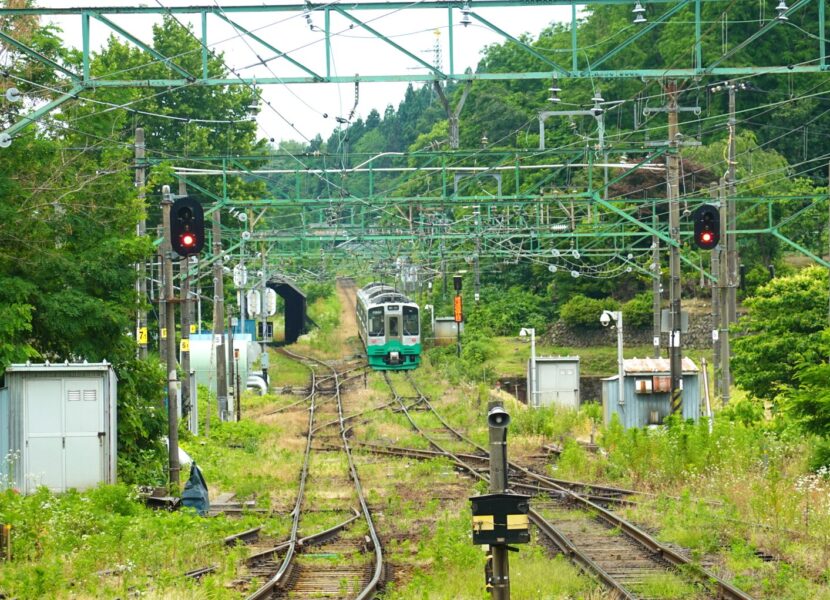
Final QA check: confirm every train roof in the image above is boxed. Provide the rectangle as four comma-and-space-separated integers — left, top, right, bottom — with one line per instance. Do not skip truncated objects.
357, 282, 416, 306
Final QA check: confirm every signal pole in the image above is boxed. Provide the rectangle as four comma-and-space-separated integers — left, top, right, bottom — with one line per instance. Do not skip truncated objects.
178, 180, 191, 421
227, 306, 236, 420
212, 209, 229, 421
158, 224, 167, 363
161, 185, 180, 486
261, 244, 268, 345
666, 81, 684, 416
487, 401, 510, 600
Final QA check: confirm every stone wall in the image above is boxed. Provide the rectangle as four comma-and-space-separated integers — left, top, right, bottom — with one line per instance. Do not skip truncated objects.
496, 375, 604, 404
580, 377, 603, 402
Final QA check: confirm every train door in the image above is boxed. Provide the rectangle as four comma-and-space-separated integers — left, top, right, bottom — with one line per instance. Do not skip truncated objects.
385, 305, 401, 341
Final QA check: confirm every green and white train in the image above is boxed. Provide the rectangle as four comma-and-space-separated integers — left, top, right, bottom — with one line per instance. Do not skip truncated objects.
356, 282, 421, 370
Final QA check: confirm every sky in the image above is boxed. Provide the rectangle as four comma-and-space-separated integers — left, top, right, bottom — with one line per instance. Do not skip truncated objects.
37, 0, 573, 144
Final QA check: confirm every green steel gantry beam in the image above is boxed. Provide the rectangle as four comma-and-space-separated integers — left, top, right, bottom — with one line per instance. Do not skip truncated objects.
1, 0, 828, 140
158, 147, 830, 276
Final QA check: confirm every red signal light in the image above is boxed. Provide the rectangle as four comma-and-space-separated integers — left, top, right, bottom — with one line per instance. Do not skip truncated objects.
692, 204, 720, 250
171, 197, 205, 256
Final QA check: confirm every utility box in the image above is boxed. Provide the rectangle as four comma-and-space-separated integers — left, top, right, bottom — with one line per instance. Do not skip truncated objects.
528, 356, 580, 409
433, 317, 464, 346
188, 334, 259, 395
0, 362, 117, 493
470, 493, 531, 545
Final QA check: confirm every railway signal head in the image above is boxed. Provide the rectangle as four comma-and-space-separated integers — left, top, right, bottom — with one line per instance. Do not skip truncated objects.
692, 204, 720, 250
171, 197, 205, 257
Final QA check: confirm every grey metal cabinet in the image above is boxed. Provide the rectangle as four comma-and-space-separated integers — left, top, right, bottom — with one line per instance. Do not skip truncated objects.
528, 357, 580, 409
1, 363, 117, 493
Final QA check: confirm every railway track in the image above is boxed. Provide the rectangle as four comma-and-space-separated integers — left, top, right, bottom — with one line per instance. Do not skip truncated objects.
381, 372, 753, 600
244, 347, 383, 600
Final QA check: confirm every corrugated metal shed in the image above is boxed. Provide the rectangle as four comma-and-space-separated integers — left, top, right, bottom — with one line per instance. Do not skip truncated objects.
1, 362, 117, 493
602, 357, 700, 428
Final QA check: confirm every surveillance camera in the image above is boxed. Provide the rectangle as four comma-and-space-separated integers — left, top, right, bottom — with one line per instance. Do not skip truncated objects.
487, 406, 510, 429
600, 312, 611, 327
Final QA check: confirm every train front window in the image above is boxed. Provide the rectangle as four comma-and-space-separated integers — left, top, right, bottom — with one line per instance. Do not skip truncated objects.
388, 316, 399, 337
369, 308, 384, 336
403, 307, 419, 335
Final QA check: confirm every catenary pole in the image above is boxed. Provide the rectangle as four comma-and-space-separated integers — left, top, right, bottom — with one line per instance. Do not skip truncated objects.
652, 198, 661, 359
719, 180, 731, 406
135, 127, 148, 360
667, 80, 684, 416
710, 190, 722, 399
727, 83, 739, 326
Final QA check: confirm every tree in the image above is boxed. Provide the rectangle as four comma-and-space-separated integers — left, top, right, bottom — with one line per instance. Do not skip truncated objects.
732, 267, 830, 405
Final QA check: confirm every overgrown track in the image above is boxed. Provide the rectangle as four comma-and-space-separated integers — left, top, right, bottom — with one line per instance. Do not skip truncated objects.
381, 373, 753, 600
245, 347, 383, 600
392, 372, 639, 502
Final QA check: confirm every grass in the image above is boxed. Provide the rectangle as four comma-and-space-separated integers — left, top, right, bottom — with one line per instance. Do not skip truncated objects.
265, 348, 310, 387
633, 572, 701, 599
380, 513, 602, 599
0, 484, 270, 599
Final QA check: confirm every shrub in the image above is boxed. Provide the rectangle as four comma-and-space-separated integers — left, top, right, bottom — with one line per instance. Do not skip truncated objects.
464, 285, 552, 336
622, 292, 653, 328
559, 294, 620, 329
115, 358, 167, 486
303, 282, 334, 304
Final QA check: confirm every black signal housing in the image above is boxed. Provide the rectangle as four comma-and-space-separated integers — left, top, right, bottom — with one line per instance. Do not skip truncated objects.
692, 204, 720, 250
170, 197, 205, 257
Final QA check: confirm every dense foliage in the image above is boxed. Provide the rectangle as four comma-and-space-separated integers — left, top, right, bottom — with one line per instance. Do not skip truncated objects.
463, 285, 553, 335
732, 267, 830, 405
559, 294, 621, 329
